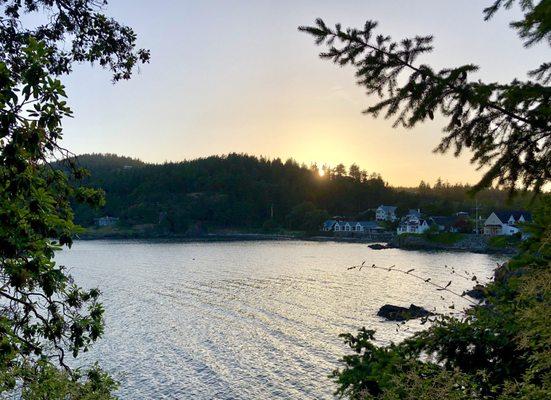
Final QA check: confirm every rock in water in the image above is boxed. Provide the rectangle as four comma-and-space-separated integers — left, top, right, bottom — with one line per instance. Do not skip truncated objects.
377, 304, 433, 321
464, 284, 486, 300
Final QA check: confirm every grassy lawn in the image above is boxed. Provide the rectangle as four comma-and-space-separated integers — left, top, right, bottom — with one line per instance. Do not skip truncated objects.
489, 235, 521, 248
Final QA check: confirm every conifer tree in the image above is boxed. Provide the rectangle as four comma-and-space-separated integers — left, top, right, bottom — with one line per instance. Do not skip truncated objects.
300, 0, 550, 194
301, 2, 550, 399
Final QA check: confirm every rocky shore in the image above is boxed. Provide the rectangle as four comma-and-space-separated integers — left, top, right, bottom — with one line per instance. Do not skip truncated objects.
78, 228, 517, 254
389, 233, 518, 254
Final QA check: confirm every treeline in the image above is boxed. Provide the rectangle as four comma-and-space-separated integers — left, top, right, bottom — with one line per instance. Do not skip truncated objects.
65, 153, 533, 233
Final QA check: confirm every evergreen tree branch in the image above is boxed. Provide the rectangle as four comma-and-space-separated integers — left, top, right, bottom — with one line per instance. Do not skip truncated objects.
299, 16, 551, 192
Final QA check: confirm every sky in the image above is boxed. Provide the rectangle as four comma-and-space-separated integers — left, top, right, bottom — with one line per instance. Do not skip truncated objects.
58, 0, 548, 187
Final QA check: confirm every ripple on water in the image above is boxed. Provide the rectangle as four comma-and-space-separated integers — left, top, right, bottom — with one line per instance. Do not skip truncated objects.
58, 240, 508, 399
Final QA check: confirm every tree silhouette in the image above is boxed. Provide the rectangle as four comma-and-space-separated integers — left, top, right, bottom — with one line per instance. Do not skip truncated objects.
299, 0, 550, 194
301, 2, 550, 399
0, 0, 148, 396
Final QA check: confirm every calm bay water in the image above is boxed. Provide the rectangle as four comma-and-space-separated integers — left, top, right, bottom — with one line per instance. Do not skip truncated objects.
57, 240, 507, 399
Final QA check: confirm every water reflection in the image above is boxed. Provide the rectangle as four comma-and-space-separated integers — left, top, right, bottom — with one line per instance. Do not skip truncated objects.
57, 240, 508, 399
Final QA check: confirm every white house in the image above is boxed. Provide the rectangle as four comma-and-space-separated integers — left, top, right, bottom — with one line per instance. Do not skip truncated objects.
333, 221, 355, 232
397, 218, 431, 235
322, 220, 337, 231
484, 211, 531, 236
376, 205, 397, 222
326, 220, 385, 235
95, 216, 119, 227
343, 222, 354, 232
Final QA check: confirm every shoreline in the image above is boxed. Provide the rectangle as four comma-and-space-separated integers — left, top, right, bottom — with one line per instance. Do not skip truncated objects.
75, 231, 517, 254
77, 231, 388, 244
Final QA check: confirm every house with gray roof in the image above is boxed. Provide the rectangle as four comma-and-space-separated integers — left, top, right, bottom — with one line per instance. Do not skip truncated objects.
322, 220, 337, 231
323, 219, 386, 235
484, 211, 532, 236
94, 216, 119, 227
376, 205, 397, 222
354, 221, 385, 233
397, 218, 432, 235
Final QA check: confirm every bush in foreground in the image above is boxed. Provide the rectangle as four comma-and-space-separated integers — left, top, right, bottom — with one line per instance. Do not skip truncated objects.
333, 197, 550, 399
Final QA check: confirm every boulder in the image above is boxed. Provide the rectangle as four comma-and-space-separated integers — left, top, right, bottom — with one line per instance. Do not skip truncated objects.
464, 284, 486, 300
377, 304, 433, 321
368, 243, 388, 250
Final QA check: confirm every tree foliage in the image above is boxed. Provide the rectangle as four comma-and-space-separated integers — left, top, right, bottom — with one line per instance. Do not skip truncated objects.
0, 0, 150, 81
301, 2, 551, 399
299, 0, 550, 193
284, 201, 330, 232
0, 0, 148, 396
65, 153, 533, 235
333, 197, 550, 399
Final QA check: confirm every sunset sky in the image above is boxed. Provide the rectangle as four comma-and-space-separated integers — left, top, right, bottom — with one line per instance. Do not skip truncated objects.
60, 0, 548, 187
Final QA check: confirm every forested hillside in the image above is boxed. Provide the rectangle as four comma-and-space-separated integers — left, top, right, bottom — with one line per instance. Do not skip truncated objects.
67, 153, 532, 233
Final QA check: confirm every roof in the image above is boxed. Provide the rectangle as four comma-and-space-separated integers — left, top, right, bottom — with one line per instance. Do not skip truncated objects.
355, 221, 384, 229
493, 210, 532, 224
407, 209, 421, 217
323, 220, 337, 229
96, 216, 119, 221
378, 205, 397, 212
